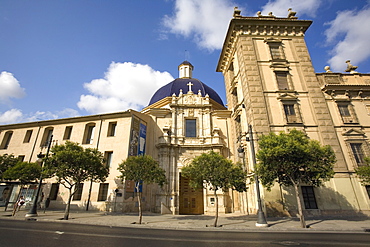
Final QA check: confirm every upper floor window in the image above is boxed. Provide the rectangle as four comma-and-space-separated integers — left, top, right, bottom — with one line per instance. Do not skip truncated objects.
275, 71, 290, 90
83, 123, 96, 144
269, 43, 285, 60
17, 155, 25, 162
338, 103, 357, 123
185, 119, 196, 137
63, 126, 73, 140
350, 143, 366, 167
23, 130, 33, 143
40, 127, 53, 148
107, 122, 117, 137
104, 151, 113, 168
0, 131, 13, 149
283, 103, 301, 123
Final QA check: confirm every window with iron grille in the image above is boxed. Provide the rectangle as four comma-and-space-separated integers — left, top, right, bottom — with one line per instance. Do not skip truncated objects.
98, 183, 109, 201
73, 183, 84, 201
350, 143, 366, 166
301, 186, 318, 209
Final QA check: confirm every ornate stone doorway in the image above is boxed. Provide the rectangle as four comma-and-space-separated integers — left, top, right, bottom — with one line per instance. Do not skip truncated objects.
179, 173, 204, 215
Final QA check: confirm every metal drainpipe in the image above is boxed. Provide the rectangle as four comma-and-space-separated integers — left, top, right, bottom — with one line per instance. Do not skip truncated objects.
29, 125, 41, 163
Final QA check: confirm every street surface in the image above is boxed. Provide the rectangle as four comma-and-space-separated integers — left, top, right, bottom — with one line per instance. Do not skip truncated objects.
0, 219, 369, 247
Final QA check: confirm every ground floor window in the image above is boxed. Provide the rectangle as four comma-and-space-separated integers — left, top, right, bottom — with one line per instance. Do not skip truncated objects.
73, 183, 84, 201
366, 185, 370, 199
98, 183, 109, 201
301, 186, 318, 209
49, 183, 59, 200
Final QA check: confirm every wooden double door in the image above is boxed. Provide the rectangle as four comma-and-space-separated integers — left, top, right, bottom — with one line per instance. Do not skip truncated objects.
179, 174, 204, 215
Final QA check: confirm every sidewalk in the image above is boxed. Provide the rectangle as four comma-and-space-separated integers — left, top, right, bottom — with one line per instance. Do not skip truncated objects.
1, 208, 370, 232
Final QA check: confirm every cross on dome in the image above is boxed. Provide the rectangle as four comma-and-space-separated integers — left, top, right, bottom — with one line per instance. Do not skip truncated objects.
187, 82, 193, 92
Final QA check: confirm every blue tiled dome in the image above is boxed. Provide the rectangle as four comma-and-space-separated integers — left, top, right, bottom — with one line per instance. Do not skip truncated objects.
148, 78, 224, 106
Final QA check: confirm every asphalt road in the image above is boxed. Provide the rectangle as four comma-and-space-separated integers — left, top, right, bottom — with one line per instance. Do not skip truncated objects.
0, 219, 369, 247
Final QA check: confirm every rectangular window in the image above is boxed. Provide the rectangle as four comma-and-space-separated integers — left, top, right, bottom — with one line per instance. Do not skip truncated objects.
350, 143, 366, 166
269, 45, 285, 60
283, 104, 298, 123
185, 119, 196, 137
301, 186, 318, 209
98, 183, 109, 201
104, 151, 113, 168
366, 185, 370, 199
338, 104, 355, 123
107, 122, 117, 137
17, 155, 25, 162
276, 71, 290, 90
63, 126, 73, 140
83, 124, 95, 144
366, 105, 370, 115
73, 183, 84, 201
23, 130, 33, 143
338, 104, 350, 116
41, 128, 53, 148
0, 131, 13, 149
49, 183, 59, 200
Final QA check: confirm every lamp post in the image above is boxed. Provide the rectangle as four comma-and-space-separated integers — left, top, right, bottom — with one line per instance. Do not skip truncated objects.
25, 135, 53, 217
246, 125, 268, 227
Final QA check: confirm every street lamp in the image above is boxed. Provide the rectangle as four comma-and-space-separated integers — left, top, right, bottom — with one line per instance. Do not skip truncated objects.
25, 135, 53, 217
244, 125, 268, 227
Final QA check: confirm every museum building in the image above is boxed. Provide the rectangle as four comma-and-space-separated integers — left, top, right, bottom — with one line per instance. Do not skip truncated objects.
1, 8, 370, 216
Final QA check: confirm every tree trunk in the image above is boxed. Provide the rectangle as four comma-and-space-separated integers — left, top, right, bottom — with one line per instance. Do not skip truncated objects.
213, 190, 219, 227
293, 183, 306, 228
86, 180, 93, 211
137, 192, 142, 224
64, 189, 73, 220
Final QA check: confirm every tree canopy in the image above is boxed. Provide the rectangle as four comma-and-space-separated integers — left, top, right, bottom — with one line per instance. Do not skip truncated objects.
355, 157, 370, 185
182, 151, 247, 227
118, 154, 166, 224
3, 162, 41, 184
0, 154, 19, 181
256, 129, 336, 228
44, 141, 108, 220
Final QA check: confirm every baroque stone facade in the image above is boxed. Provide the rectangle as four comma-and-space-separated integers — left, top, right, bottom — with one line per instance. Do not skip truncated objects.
217, 8, 370, 216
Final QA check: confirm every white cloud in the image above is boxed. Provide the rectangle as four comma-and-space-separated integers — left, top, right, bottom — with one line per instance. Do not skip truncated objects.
0, 109, 23, 124
261, 0, 321, 17
77, 62, 174, 114
162, 0, 236, 50
325, 6, 370, 71
0, 108, 80, 124
0, 71, 26, 104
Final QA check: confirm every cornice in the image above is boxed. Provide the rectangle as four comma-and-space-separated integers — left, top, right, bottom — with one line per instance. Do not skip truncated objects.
0, 110, 134, 130
217, 17, 312, 73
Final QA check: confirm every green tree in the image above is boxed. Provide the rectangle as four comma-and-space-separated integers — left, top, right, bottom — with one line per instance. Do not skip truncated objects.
118, 155, 166, 224
44, 141, 109, 220
3, 162, 41, 184
0, 154, 18, 181
182, 151, 247, 227
256, 129, 336, 228
355, 157, 370, 185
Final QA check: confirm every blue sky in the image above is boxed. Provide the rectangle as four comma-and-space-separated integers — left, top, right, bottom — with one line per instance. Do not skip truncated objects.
1, 0, 370, 124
